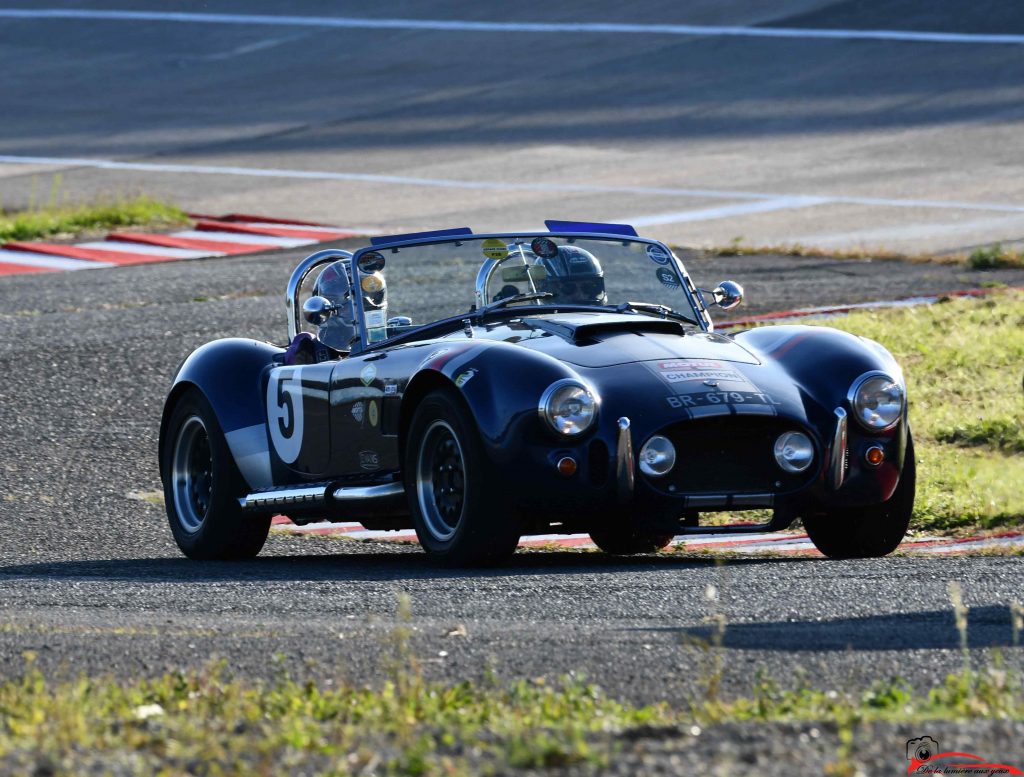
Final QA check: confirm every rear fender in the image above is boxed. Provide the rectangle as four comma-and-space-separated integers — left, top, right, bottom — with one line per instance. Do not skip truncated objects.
159, 338, 282, 489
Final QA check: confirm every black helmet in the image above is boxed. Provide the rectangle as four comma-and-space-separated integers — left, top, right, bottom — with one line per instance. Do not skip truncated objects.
312, 259, 358, 352
537, 245, 606, 305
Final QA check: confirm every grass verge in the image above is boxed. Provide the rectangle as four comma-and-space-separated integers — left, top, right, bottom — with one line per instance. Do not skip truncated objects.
2, 655, 1021, 775
804, 289, 1024, 534
0, 193, 188, 242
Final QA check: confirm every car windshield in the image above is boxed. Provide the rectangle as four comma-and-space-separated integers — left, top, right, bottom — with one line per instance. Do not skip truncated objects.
351, 234, 706, 346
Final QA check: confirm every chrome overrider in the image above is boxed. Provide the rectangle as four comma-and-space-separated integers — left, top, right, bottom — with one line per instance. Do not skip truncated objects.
616, 417, 635, 503
831, 407, 848, 490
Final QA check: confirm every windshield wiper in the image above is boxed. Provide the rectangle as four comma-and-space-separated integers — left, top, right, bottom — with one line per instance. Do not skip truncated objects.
615, 301, 697, 325
480, 291, 554, 313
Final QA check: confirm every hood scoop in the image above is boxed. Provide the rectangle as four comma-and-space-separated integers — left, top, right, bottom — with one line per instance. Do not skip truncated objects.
528, 314, 684, 343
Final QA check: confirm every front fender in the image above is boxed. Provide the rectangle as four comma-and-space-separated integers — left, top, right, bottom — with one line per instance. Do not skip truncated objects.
159, 338, 282, 489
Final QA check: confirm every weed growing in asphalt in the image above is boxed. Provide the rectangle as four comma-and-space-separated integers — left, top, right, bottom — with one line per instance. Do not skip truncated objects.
968, 244, 1024, 270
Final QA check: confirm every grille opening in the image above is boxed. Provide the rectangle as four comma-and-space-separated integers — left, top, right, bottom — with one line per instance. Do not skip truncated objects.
653, 416, 818, 494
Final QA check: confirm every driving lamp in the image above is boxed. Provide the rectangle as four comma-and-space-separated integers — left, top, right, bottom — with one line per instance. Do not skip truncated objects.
773, 431, 814, 473
639, 435, 676, 477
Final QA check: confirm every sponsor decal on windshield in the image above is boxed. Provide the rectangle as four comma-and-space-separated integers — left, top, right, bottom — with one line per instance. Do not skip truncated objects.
646, 244, 670, 265
481, 238, 508, 261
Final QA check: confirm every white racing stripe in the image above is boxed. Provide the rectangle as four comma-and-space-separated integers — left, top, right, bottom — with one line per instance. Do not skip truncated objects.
77, 241, 219, 259
0, 248, 113, 270
171, 230, 314, 247
4, 155, 1024, 217
2, 9, 1024, 46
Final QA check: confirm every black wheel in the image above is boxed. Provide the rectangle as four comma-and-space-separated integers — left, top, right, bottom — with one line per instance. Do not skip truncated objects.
803, 434, 916, 559
161, 388, 270, 560
589, 522, 674, 555
405, 390, 519, 566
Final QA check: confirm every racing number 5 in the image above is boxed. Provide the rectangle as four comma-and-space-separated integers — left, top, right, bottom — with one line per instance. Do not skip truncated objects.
268, 367, 304, 464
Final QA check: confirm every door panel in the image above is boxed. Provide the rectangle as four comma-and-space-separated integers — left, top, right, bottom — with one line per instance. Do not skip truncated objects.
265, 364, 332, 476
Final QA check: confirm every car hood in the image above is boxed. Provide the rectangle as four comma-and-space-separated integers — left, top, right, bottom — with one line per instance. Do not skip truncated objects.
491, 312, 761, 368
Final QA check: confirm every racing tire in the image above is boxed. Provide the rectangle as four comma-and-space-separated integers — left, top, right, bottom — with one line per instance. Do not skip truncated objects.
588, 522, 674, 555
405, 390, 520, 566
161, 388, 270, 560
803, 433, 916, 559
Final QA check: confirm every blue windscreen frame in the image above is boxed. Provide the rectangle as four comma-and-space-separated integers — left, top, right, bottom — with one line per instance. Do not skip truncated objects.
370, 227, 473, 246
544, 220, 638, 237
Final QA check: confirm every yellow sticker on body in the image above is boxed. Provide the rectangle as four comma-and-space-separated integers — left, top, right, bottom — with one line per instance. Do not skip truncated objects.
368, 400, 379, 427
481, 238, 508, 261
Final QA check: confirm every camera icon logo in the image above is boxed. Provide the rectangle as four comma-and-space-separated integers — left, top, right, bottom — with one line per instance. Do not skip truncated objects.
907, 736, 939, 762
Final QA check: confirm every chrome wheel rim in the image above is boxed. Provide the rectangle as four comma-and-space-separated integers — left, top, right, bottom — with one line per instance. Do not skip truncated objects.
415, 419, 466, 542
171, 415, 213, 533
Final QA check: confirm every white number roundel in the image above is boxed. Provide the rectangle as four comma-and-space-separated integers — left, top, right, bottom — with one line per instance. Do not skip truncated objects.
267, 367, 304, 464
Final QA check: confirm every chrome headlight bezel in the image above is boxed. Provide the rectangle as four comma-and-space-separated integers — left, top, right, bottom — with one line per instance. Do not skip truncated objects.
848, 371, 905, 432
538, 379, 599, 436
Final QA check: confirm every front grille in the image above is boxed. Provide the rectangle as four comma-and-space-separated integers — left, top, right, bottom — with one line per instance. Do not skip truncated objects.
653, 416, 818, 494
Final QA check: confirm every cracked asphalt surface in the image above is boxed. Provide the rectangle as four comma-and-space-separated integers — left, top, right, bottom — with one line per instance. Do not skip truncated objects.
0, 244, 1022, 772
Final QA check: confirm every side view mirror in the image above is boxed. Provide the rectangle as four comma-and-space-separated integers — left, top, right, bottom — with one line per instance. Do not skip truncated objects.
699, 280, 744, 311
302, 295, 336, 326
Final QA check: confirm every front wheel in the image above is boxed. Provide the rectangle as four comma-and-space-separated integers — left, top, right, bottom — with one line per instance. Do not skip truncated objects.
405, 390, 519, 566
161, 388, 270, 559
803, 434, 916, 559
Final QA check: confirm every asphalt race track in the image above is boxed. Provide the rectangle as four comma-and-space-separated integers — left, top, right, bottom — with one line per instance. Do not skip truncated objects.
1, 0, 1024, 770
1, 240, 1023, 706
2, 0, 1024, 254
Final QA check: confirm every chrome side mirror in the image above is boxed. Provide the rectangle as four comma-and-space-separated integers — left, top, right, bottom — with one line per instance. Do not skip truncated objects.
712, 280, 744, 310
302, 295, 336, 326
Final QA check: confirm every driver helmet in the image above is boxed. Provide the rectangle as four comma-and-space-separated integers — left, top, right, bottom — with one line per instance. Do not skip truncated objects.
536, 245, 606, 305
312, 259, 358, 353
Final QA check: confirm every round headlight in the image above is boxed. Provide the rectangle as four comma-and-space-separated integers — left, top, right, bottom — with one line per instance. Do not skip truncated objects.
773, 431, 814, 473
850, 373, 904, 431
539, 380, 598, 436
639, 435, 676, 477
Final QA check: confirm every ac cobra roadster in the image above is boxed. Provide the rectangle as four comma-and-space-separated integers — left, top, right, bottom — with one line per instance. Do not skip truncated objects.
159, 221, 914, 565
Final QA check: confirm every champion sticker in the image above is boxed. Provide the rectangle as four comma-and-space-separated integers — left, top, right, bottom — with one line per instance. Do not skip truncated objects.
351, 401, 365, 424
455, 368, 477, 388
368, 400, 379, 427
360, 363, 377, 386
655, 267, 679, 288
646, 244, 670, 265
481, 238, 508, 261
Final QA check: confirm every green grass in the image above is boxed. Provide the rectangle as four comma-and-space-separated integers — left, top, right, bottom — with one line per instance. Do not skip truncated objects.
803, 289, 1024, 534
968, 244, 1024, 270
0, 194, 188, 242
1, 657, 1021, 775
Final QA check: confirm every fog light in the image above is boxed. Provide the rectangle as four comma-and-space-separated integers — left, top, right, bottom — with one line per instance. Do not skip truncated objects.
556, 457, 578, 477
773, 432, 814, 473
865, 446, 885, 467
639, 435, 676, 477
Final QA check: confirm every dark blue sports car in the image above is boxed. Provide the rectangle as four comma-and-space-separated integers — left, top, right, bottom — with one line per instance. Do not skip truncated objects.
159, 221, 913, 565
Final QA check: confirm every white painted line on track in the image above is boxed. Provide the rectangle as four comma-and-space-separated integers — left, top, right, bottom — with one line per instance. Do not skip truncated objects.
77, 241, 218, 259
4, 155, 1024, 218
3, 9, 1024, 46
0, 248, 112, 270
172, 230, 314, 248
625, 196, 830, 227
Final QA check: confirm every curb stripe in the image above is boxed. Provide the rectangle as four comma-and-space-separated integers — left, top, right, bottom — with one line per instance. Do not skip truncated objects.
76, 241, 215, 259
108, 232, 259, 255
195, 219, 356, 241
0, 248, 114, 270
3, 241, 181, 266
174, 229, 315, 247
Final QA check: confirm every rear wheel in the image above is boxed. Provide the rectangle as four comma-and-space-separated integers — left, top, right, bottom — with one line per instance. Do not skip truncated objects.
405, 390, 519, 566
803, 434, 916, 559
589, 522, 674, 555
162, 388, 270, 559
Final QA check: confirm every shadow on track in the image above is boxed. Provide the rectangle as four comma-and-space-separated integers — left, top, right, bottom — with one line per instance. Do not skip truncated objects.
0, 549, 810, 584
630, 605, 1023, 651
